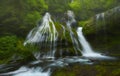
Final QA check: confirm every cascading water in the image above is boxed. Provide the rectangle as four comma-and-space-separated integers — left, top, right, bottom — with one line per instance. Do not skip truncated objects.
24, 13, 58, 44
66, 10, 81, 54
24, 12, 59, 59
24, 13, 58, 45
24, 10, 113, 59
77, 27, 114, 59
77, 27, 94, 54
0, 67, 51, 76
66, 10, 109, 58
23, 10, 82, 60
96, 12, 105, 21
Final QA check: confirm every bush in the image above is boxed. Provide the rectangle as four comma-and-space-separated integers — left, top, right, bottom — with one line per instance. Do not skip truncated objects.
0, 36, 36, 64
0, 36, 18, 59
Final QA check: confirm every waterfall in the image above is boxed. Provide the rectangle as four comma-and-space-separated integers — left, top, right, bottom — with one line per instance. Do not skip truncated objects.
24, 10, 81, 59
66, 10, 81, 54
77, 27, 103, 57
24, 12, 58, 44
77, 27, 114, 59
77, 27, 93, 54
24, 10, 114, 59
24, 10, 113, 58
24, 12, 59, 59
96, 12, 105, 21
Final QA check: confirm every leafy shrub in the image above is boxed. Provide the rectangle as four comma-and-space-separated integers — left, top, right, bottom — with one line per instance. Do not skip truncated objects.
0, 36, 18, 59
0, 36, 36, 64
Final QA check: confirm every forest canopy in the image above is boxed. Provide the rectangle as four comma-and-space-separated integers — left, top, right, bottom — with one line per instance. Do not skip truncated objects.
0, 0, 119, 37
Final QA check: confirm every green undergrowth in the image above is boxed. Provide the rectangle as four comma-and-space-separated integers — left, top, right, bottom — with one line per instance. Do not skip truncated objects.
0, 35, 37, 64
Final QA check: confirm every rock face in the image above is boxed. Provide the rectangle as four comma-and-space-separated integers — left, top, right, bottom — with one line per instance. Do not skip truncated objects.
82, 6, 120, 51
24, 11, 82, 59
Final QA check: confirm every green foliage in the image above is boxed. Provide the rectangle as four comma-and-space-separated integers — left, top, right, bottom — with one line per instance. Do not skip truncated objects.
0, 0, 120, 65
24, 11, 42, 26
0, 0, 48, 37
0, 35, 36, 64
0, 0, 119, 37
45, 0, 71, 21
69, 0, 119, 20
15, 40, 36, 62
78, 20, 90, 27
0, 36, 18, 59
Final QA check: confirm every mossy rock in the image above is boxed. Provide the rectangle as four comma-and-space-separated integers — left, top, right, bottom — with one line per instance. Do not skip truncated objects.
78, 6, 120, 52
52, 61, 120, 76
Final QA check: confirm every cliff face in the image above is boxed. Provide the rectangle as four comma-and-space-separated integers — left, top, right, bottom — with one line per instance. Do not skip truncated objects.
82, 6, 120, 52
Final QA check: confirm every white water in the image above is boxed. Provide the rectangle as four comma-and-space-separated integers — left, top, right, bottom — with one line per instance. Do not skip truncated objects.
14, 67, 50, 76
23, 10, 114, 59
24, 11, 113, 59
0, 67, 50, 76
77, 27, 114, 59
24, 12, 59, 59
96, 12, 105, 20
77, 27, 93, 54
24, 12, 58, 45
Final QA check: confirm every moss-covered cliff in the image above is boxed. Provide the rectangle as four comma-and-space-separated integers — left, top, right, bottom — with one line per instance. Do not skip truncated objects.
81, 6, 120, 52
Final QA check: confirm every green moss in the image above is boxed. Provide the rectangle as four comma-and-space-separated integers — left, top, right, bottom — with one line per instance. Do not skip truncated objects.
55, 71, 76, 76
112, 69, 120, 76
52, 59, 120, 76
78, 20, 89, 27
80, 7, 120, 53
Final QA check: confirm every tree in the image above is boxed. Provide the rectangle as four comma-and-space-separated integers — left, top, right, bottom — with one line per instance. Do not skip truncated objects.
69, 0, 119, 20
0, 0, 48, 37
